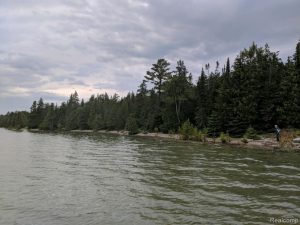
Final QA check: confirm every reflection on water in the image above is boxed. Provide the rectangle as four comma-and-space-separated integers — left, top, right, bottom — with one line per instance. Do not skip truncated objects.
0, 128, 299, 225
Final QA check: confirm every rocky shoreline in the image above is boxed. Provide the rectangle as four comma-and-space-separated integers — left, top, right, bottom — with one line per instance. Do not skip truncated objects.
126, 131, 300, 152
23, 128, 300, 152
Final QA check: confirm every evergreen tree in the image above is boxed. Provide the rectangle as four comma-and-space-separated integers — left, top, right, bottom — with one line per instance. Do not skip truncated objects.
65, 110, 79, 130
136, 80, 149, 130
40, 103, 55, 130
294, 41, 300, 127
77, 107, 89, 130
207, 111, 221, 137
144, 58, 171, 102
91, 115, 104, 131
195, 68, 208, 129
164, 60, 192, 126
144, 59, 171, 131
125, 114, 138, 135
28, 101, 38, 129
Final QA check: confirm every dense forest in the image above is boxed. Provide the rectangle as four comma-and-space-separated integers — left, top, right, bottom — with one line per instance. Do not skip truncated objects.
1, 42, 300, 137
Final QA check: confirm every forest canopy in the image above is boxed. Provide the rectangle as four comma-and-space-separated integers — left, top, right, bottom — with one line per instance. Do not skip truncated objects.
1, 41, 300, 136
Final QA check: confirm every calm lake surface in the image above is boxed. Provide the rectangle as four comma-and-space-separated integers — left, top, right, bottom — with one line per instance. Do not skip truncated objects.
0, 128, 299, 225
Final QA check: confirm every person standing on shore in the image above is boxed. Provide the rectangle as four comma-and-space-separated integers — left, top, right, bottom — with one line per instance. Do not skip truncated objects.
275, 125, 281, 142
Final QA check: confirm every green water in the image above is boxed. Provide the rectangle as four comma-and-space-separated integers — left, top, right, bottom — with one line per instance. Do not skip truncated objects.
0, 128, 299, 225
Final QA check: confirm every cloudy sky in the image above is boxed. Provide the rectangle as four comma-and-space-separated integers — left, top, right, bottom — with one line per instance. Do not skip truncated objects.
0, 0, 299, 114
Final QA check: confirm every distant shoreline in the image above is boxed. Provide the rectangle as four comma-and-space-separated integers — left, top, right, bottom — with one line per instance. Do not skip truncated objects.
22, 128, 300, 152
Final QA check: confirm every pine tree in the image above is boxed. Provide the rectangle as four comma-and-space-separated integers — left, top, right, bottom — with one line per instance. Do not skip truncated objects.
125, 114, 138, 135
164, 60, 192, 126
136, 80, 149, 129
36, 98, 45, 128
195, 68, 208, 129
294, 41, 300, 127
40, 103, 55, 130
207, 111, 221, 137
77, 107, 89, 130
215, 58, 233, 132
144, 58, 171, 102
144, 59, 171, 131
28, 101, 38, 129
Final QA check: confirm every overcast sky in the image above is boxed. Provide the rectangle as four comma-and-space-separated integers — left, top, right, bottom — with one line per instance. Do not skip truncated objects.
0, 0, 299, 114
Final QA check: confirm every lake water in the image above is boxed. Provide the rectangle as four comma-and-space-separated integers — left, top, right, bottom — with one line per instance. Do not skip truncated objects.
0, 128, 299, 225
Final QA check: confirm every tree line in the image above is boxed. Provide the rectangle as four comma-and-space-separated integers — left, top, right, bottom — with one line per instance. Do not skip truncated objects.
1, 41, 300, 136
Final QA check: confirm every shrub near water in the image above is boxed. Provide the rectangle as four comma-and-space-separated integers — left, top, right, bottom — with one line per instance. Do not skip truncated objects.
241, 138, 248, 144
279, 130, 295, 150
179, 120, 194, 140
201, 128, 208, 142
220, 132, 231, 143
192, 128, 203, 142
179, 120, 204, 141
244, 126, 260, 140
293, 129, 300, 136
125, 115, 139, 135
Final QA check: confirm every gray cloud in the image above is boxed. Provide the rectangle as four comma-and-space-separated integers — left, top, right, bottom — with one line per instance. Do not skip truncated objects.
0, 0, 300, 113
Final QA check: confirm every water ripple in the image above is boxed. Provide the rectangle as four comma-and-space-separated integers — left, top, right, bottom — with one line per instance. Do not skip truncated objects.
0, 129, 299, 225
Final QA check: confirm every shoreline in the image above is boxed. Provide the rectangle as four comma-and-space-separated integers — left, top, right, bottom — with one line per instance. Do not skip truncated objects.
24, 128, 300, 152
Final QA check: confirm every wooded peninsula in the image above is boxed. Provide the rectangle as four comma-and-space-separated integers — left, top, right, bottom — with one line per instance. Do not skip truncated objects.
1, 42, 300, 142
